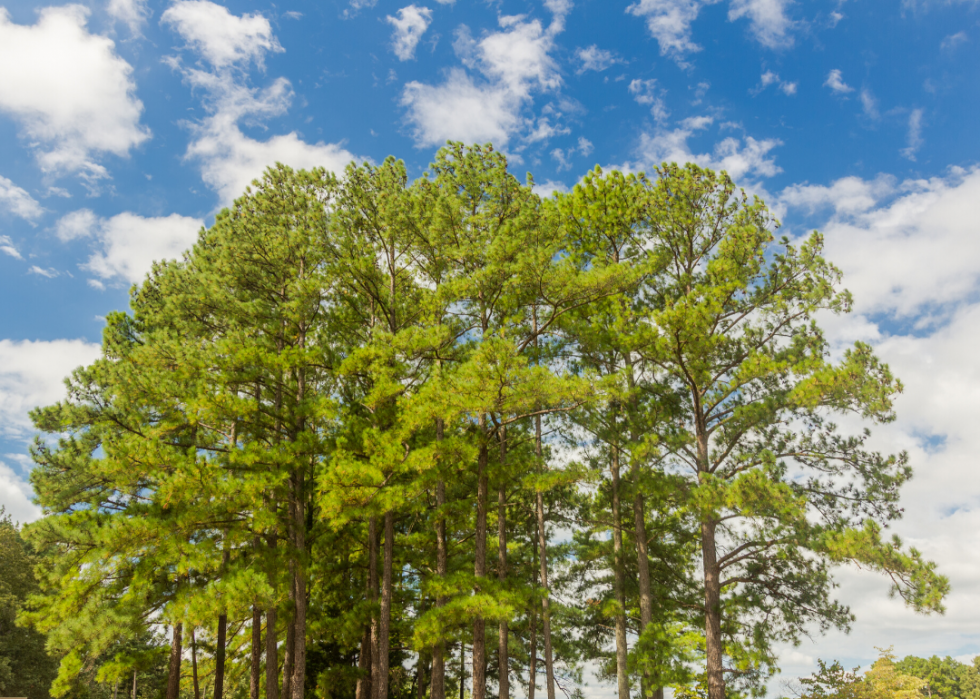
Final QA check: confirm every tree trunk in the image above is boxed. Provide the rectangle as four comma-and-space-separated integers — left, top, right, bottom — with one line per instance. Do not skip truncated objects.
374, 511, 394, 699
251, 605, 262, 699
528, 544, 538, 699
472, 427, 489, 699
431, 418, 448, 699
132, 668, 137, 699
215, 611, 228, 699
498, 426, 509, 699
416, 651, 430, 699
292, 470, 308, 699
267, 606, 279, 699
113, 679, 119, 699
166, 623, 182, 699
191, 627, 201, 699
535, 414, 556, 699
702, 517, 724, 699
357, 623, 373, 699
611, 449, 630, 699
459, 644, 466, 699
283, 605, 295, 699
368, 516, 380, 699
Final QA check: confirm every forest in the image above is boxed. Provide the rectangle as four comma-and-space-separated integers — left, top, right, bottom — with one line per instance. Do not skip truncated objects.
0, 143, 951, 699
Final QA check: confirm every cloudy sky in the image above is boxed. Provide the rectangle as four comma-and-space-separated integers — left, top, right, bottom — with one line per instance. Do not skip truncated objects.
1, 0, 979, 694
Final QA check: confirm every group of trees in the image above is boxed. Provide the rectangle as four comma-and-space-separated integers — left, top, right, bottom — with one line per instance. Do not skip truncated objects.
15, 143, 948, 699
796, 649, 980, 699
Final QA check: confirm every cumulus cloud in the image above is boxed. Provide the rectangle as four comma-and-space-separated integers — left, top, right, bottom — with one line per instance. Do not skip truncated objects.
0, 459, 41, 523
55, 209, 203, 285
387, 5, 433, 61
627, 0, 793, 64
0, 235, 23, 259
728, 0, 794, 49
401, 7, 568, 148
781, 167, 980, 318
625, 116, 782, 182
161, 0, 283, 69
106, 0, 149, 34
753, 70, 796, 95
824, 68, 854, 94
0, 176, 43, 221
0, 6, 150, 183
626, 0, 707, 64
163, 1, 360, 203
900, 108, 924, 161
0, 338, 101, 438
575, 45, 622, 73
772, 167, 980, 682
629, 78, 669, 122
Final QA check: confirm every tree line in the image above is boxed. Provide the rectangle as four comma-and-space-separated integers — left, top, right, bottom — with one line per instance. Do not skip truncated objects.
14, 143, 948, 699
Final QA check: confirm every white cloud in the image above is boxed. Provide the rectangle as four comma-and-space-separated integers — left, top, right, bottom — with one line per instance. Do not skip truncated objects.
163, 2, 360, 203
0, 460, 41, 523
0, 338, 101, 439
629, 78, 669, 122
0, 235, 23, 259
386, 5, 433, 61
106, 0, 149, 34
342, 0, 378, 18
900, 108, 924, 161
578, 136, 594, 157
940, 30, 968, 51
752, 70, 796, 96
728, 0, 794, 48
0, 176, 43, 221
28, 266, 59, 278
626, 0, 707, 64
780, 80, 797, 95
859, 88, 879, 120
0, 6, 150, 183
576, 45, 621, 73
161, 1, 283, 70
773, 167, 980, 684
401, 9, 567, 148
824, 68, 854, 94
54, 207, 99, 241
626, 117, 782, 182
782, 167, 980, 318
55, 209, 203, 284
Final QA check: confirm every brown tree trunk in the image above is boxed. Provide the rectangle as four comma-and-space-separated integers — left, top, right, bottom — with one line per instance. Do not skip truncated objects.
356, 527, 374, 699
431, 419, 448, 699
368, 516, 380, 699
291, 470, 308, 699
166, 623, 182, 699
472, 428, 489, 699
251, 604, 263, 699
498, 426, 509, 699
267, 606, 280, 699
374, 511, 394, 699
528, 541, 538, 699
535, 414, 556, 699
611, 448, 630, 699
416, 651, 430, 699
702, 518, 723, 699
191, 627, 201, 699
215, 611, 228, 699
282, 606, 295, 699
132, 668, 137, 699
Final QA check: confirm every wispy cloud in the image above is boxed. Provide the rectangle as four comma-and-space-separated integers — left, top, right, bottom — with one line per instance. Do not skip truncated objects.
824, 68, 854, 94
900, 108, 924, 161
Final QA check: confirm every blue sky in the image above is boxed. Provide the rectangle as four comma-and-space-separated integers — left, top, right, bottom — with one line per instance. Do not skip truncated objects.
2, 0, 980, 694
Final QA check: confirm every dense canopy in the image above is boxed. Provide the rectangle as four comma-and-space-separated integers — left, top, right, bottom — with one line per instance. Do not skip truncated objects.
15, 144, 947, 699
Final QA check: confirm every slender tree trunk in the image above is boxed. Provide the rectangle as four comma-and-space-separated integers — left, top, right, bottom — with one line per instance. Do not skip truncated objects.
459, 644, 466, 699
357, 524, 374, 699
498, 426, 509, 699
113, 679, 119, 699
472, 425, 489, 699
374, 511, 395, 699
431, 419, 448, 699
528, 539, 538, 699
535, 414, 556, 699
252, 604, 263, 699
266, 529, 279, 699
283, 605, 295, 699
215, 611, 228, 699
416, 651, 430, 699
702, 518, 723, 699
611, 448, 630, 699
368, 516, 380, 699
166, 623, 182, 699
292, 470, 308, 699
191, 627, 201, 699
132, 668, 137, 699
